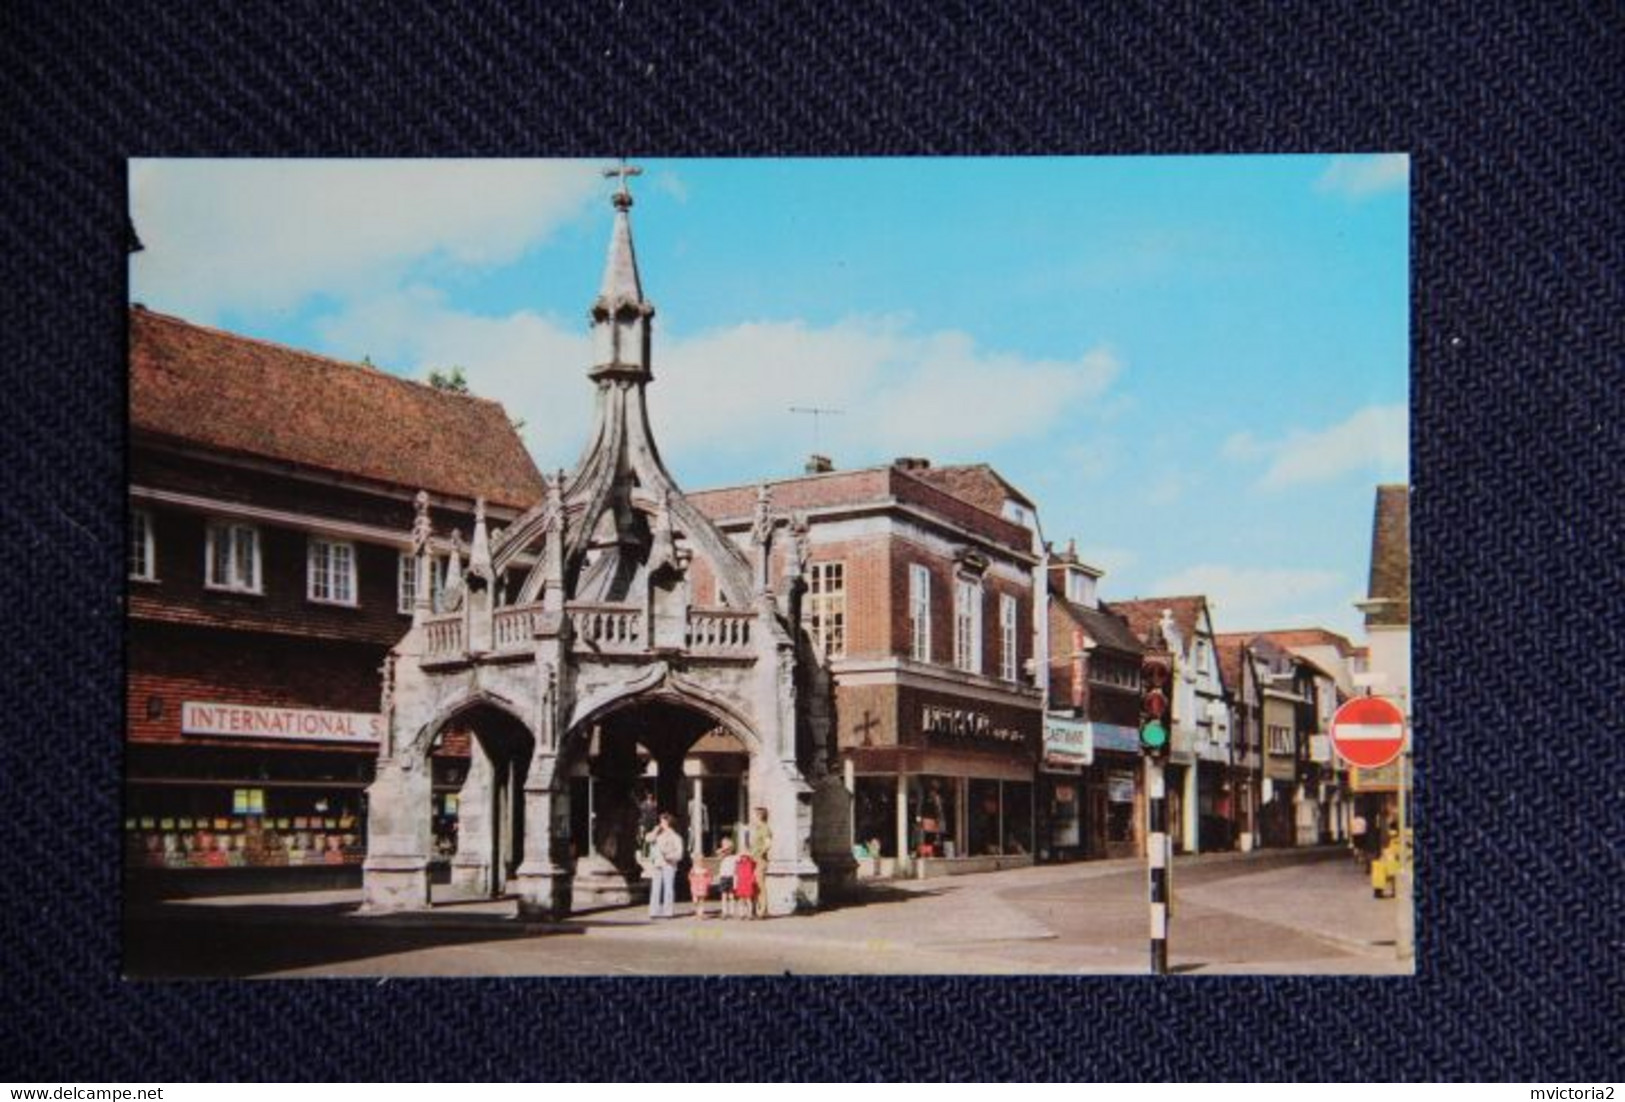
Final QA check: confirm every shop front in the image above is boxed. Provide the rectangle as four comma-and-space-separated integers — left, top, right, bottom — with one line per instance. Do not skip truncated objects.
1037, 713, 1090, 863
1089, 719, 1142, 859
843, 682, 1041, 878
124, 700, 468, 894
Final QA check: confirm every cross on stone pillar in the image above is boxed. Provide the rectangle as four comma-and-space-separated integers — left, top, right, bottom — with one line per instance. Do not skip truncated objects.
602, 160, 643, 209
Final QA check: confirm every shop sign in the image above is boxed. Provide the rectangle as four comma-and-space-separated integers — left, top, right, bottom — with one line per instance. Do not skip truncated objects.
1091, 722, 1140, 754
182, 701, 383, 745
1107, 769, 1136, 803
1350, 760, 1403, 792
921, 704, 1026, 745
1043, 714, 1092, 767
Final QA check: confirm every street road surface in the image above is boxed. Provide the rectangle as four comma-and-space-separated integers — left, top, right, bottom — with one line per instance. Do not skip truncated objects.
124, 846, 1409, 977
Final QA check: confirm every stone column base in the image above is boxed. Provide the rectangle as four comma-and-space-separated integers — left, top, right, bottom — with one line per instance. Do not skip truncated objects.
813, 851, 859, 900
449, 857, 491, 895
514, 860, 573, 921
764, 858, 821, 915
360, 855, 430, 913
569, 852, 645, 911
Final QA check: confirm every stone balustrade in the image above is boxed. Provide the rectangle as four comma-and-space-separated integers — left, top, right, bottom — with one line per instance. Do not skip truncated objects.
686, 607, 753, 654
422, 613, 464, 660
493, 603, 545, 651
568, 603, 644, 652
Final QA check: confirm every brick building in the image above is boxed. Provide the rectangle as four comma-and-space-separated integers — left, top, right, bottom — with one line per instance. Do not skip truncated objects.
688, 457, 1046, 876
126, 306, 542, 891
1043, 541, 1146, 860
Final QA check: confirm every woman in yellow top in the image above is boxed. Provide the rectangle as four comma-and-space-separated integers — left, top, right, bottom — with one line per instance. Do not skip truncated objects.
748, 807, 773, 918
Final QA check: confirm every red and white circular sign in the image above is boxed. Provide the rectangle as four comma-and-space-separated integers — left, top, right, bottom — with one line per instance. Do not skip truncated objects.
1330, 696, 1407, 769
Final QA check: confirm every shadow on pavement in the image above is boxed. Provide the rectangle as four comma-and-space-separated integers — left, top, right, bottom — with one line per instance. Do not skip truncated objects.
812, 882, 948, 913
123, 900, 584, 979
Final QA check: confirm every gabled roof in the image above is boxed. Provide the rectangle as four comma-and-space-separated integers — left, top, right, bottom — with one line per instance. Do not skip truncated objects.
130, 308, 545, 509
1365, 484, 1411, 627
1212, 633, 1251, 699
1106, 595, 1210, 653
1248, 627, 1359, 657
905, 463, 1037, 514
1053, 598, 1144, 657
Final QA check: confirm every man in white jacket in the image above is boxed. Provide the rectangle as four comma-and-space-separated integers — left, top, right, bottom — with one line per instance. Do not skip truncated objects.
646, 812, 684, 919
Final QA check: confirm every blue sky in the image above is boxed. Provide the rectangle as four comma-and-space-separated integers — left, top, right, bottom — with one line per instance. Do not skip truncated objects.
130, 155, 1408, 639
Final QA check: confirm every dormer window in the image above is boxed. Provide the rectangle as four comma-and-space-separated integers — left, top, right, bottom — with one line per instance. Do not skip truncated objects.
1065, 570, 1096, 608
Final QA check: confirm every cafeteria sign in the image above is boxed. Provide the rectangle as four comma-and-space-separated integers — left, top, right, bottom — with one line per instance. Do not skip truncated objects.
1043, 715, 1093, 767
182, 701, 383, 745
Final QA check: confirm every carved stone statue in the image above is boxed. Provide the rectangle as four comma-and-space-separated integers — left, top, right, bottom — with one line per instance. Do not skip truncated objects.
410, 490, 432, 557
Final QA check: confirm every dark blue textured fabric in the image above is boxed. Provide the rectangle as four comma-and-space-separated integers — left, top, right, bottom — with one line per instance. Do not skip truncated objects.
1, 0, 1620, 1082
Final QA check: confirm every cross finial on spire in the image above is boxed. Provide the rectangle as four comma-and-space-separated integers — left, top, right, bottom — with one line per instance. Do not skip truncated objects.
603, 159, 642, 210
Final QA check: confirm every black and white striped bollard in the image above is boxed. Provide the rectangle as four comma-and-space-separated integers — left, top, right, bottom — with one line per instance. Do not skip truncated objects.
1147, 756, 1168, 975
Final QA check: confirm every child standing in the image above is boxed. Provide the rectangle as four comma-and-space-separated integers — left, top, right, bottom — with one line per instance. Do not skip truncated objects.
715, 838, 738, 918
687, 852, 714, 919
733, 851, 757, 920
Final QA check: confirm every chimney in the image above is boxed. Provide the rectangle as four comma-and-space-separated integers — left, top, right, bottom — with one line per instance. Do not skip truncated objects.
893, 456, 930, 472
805, 454, 834, 474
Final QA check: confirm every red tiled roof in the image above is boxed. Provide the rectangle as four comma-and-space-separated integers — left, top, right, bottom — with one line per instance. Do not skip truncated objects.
129, 308, 545, 510
1052, 598, 1144, 657
1212, 633, 1252, 699
689, 462, 1032, 553
1248, 627, 1359, 657
1106, 595, 1210, 653
905, 463, 1037, 513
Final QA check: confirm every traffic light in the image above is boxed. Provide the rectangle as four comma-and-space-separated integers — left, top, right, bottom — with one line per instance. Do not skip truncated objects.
1140, 658, 1170, 758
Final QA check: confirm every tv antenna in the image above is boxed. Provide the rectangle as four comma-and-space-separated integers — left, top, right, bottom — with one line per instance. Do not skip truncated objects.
789, 406, 845, 454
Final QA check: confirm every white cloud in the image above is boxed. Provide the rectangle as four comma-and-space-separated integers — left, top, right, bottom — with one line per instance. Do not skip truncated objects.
1227, 404, 1408, 490
316, 297, 1124, 475
1149, 564, 1350, 632
1077, 545, 1136, 577
130, 159, 601, 322
1315, 154, 1409, 199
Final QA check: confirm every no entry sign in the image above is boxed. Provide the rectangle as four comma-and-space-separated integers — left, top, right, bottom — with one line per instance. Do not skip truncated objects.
1330, 696, 1407, 769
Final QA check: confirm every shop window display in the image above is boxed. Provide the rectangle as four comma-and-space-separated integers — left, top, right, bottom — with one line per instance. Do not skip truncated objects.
1047, 781, 1081, 849
911, 775, 956, 858
853, 776, 897, 857
1001, 782, 1033, 856
968, 778, 1001, 856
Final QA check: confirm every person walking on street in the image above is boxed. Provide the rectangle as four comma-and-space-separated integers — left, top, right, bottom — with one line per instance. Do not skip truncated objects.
646, 812, 683, 920
748, 806, 773, 918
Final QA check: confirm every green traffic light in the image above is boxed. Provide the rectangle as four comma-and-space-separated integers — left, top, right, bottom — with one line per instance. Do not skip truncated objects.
1140, 720, 1168, 750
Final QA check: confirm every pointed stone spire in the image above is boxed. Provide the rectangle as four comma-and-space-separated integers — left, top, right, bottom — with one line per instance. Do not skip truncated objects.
467, 498, 493, 586
442, 530, 466, 612
590, 161, 655, 381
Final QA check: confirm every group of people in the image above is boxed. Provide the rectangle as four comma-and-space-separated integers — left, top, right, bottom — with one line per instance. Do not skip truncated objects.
644, 805, 773, 921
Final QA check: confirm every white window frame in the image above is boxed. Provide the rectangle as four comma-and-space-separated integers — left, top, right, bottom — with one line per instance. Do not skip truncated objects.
306, 537, 357, 606
807, 560, 846, 659
204, 521, 262, 594
909, 563, 932, 662
954, 575, 983, 674
397, 551, 448, 614
1267, 724, 1293, 755
999, 592, 1018, 682
129, 508, 156, 582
